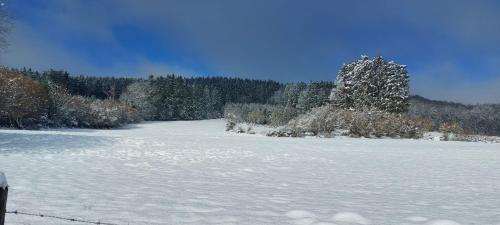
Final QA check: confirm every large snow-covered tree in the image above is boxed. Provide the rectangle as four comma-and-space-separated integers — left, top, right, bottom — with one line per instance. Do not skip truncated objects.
331, 55, 409, 113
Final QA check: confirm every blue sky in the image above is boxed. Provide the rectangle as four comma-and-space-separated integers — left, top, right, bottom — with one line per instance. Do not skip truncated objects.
2, 0, 500, 104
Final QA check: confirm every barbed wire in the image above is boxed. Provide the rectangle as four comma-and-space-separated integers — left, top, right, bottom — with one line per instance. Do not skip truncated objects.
6, 210, 122, 225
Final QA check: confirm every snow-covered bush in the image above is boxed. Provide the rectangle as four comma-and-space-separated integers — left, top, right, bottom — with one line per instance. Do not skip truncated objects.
451, 134, 500, 143
46, 81, 89, 127
332, 55, 409, 113
47, 82, 140, 128
283, 105, 429, 138
0, 68, 49, 128
88, 99, 141, 128
247, 108, 267, 125
270, 106, 298, 126
283, 105, 347, 137
224, 103, 270, 125
224, 103, 298, 127
225, 120, 236, 131
439, 122, 464, 141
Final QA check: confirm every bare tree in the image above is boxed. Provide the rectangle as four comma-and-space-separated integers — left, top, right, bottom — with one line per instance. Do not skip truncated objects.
0, 68, 49, 128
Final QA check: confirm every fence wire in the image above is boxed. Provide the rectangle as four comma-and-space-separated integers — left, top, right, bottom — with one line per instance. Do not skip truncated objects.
6, 210, 122, 225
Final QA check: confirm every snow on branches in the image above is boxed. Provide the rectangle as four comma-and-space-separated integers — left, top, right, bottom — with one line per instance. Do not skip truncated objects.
331, 55, 409, 113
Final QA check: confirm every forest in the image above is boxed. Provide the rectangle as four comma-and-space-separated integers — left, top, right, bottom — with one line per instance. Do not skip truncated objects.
1, 67, 282, 128
1, 56, 500, 139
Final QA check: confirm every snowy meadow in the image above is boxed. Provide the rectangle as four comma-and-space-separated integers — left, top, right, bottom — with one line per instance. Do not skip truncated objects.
1, 120, 499, 225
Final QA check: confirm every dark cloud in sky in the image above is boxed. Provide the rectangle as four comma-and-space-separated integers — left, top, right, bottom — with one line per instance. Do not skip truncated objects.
2, 0, 500, 103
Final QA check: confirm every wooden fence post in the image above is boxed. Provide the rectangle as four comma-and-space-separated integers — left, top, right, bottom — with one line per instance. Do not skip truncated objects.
0, 172, 7, 225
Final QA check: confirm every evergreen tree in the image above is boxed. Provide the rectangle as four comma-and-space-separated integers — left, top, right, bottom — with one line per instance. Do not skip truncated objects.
331, 55, 409, 113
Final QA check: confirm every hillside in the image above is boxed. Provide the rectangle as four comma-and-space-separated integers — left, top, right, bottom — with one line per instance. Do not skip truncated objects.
409, 95, 500, 136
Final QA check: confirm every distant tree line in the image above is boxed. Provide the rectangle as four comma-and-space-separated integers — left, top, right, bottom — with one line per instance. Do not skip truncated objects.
409, 96, 500, 136
119, 75, 281, 120
224, 81, 335, 126
21, 68, 138, 99
19, 68, 282, 107
1, 67, 282, 128
3, 55, 500, 138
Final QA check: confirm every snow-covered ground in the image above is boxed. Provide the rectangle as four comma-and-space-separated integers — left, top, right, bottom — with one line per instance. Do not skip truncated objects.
1, 119, 500, 225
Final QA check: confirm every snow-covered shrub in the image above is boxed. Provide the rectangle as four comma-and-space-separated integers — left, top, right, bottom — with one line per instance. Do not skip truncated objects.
284, 105, 343, 136
246, 126, 255, 134
0, 68, 49, 128
284, 105, 428, 138
224, 103, 267, 124
47, 82, 140, 128
47, 82, 90, 127
451, 134, 500, 143
439, 122, 464, 141
224, 103, 297, 127
269, 106, 298, 126
247, 108, 267, 124
88, 99, 141, 128
225, 120, 236, 131
236, 126, 245, 133
332, 55, 409, 113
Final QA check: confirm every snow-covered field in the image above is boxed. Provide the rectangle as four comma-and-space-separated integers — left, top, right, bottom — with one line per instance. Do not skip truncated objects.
1, 120, 500, 225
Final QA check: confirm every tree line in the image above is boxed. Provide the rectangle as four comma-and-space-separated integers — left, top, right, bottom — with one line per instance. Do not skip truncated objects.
1, 67, 282, 128
2, 55, 500, 138
226, 55, 500, 139
409, 96, 500, 136
224, 81, 335, 127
